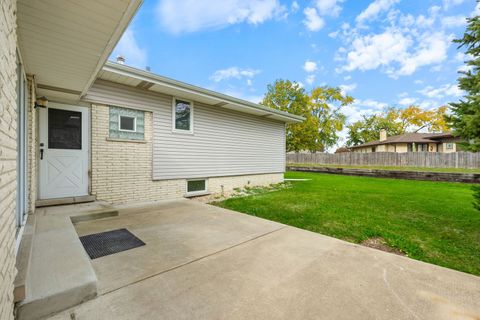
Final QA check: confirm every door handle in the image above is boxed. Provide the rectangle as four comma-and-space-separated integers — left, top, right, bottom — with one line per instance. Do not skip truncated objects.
40, 149, 44, 160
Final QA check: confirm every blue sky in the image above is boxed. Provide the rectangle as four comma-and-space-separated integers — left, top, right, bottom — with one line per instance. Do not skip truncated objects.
111, 0, 477, 146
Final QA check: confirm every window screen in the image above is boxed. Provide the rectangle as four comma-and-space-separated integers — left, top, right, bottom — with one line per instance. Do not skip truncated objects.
48, 108, 82, 149
175, 100, 191, 131
120, 116, 136, 131
187, 180, 206, 193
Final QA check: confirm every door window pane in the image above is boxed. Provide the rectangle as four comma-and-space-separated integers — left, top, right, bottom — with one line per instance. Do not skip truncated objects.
48, 108, 82, 149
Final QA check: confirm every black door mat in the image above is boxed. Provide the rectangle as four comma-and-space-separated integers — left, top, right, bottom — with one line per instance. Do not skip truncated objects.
79, 228, 145, 259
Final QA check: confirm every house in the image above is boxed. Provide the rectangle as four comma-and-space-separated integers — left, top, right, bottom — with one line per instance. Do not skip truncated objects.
0, 1, 302, 318
350, 129, 462, 153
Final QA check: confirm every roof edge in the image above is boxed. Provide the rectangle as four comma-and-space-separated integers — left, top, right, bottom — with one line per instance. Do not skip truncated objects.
102, 61, 305, 123
81, 0, 143, 97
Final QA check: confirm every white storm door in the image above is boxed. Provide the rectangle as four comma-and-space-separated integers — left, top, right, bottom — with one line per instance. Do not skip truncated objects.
39, 103, 89, 199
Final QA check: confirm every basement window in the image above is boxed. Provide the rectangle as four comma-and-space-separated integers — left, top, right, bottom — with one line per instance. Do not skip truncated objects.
186, 179, 208, 196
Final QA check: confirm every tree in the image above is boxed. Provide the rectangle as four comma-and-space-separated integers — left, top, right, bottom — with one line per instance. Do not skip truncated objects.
447, 15, 480, 152
346, 106, 448, 146
261, 80, 351, 152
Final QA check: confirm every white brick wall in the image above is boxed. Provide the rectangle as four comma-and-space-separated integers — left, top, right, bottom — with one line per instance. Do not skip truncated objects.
91, 104, 283, 204
0, 0, 17, 318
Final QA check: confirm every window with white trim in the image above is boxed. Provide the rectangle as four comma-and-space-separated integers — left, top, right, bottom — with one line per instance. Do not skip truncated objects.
173, 98, 193, 132
109, 106, 145, 140
186, 179, 207, 196
119, 115, 136, 132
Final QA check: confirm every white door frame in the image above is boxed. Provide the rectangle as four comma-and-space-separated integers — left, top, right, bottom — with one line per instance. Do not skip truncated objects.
16, 53, 28, 236
38, 102, 89, 199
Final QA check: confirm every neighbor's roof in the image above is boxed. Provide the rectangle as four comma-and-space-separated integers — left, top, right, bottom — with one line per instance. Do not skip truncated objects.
350, 132, 454, 149
97, 61, 305, 123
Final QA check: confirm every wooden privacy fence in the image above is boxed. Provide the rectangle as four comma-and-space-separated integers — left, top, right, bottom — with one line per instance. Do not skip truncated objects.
286, 152, 480, 169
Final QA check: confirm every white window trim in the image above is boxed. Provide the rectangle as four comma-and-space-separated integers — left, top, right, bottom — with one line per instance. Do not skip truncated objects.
172, 97, 194, 134
185, 179, 208, 197
118, 114, 137, 132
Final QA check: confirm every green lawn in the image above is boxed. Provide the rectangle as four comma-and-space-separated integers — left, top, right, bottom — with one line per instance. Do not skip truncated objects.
288, 163, 480, 174
215, 172, 480, 275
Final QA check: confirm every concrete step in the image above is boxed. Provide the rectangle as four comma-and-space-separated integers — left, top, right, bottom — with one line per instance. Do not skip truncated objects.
36, 195, 96, 208
16, 203, 118, 320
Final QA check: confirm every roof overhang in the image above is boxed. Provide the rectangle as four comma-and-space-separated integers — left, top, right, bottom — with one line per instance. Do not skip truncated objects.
98, 62, 305, 123
17, 0, 142, 102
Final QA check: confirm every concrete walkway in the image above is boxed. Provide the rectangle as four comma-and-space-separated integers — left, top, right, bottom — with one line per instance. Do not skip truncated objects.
47, 199, 479, 320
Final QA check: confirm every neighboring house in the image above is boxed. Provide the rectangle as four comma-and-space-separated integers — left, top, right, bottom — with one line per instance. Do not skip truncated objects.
0, 1, 302, 318
334, 147, 351, 153
350, 129, 461, 153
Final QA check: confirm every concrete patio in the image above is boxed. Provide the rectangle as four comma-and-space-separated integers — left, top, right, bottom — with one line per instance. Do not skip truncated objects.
20, 199, 480, 320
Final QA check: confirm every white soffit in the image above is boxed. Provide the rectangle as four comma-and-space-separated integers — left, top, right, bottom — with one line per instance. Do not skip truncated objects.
17, 0, 142, 101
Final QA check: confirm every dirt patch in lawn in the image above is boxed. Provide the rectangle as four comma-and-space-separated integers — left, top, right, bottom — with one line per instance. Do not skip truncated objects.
361, 237, 406, 256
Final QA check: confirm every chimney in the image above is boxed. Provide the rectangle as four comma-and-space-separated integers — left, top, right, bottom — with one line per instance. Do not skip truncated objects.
116, 55, 125, 65
146, 66, 151, 72
380, 129, 387, 141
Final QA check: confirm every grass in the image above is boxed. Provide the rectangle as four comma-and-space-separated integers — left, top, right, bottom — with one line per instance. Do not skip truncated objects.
288, 163, 480, 174
215, 172, 480, 276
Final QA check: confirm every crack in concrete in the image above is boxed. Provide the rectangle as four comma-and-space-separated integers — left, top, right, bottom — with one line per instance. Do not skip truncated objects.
383, 268, 420, 320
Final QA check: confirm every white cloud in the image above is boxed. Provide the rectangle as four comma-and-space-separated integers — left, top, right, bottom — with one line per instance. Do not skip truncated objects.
112, 28, 147, 69
291, 1, 300, 12
156, 0, 286, 33
343, 30, 411, 73
303, 60, 318, 72
344, 75, 352, 80
303, 0, 343, 32
458, 64, 474, 73
441, 15, 467, 28
442, 0, 465, 10
328, 30, 339, 38
398, 97, 417, 106
355, 99, 388, 110
306, 74, 316, 85
356, 0, 400, 25
210, 67, 260, 82
339, 83, 357, 95
396, 32, 451, 77
303, 7, 325, 31
418, 83, 463, 99
315, 0, 343, 17
339, 13, 453, 78
474, 2, 480, 16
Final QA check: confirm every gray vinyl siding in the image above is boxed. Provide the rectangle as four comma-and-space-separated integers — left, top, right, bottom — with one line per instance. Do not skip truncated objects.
85, 80, 286, 180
